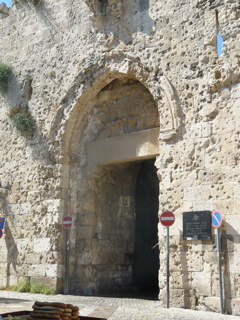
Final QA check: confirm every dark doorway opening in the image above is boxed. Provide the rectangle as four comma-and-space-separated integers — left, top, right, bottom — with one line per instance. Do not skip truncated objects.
132, 159, 159, 298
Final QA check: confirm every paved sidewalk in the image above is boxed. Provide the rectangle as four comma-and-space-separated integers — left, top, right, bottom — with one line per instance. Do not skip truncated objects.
0, 290, 239, 320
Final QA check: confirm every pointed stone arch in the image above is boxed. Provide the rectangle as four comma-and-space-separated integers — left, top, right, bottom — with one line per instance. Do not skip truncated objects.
49, 53, 181, 164
49, 53, 182, 294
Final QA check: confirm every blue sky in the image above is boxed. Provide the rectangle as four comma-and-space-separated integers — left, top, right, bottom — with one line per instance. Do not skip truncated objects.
217, 33, 223, 56
0, 0, 12, 7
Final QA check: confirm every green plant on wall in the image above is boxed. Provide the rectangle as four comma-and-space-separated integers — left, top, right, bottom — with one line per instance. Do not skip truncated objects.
8, 107, 35, 136
12, 277, 56, 295
0, 63, 13, 95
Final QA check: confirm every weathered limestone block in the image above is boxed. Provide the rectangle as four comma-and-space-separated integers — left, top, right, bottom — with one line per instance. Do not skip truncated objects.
204, 297, 222, 313
16, 264, 28, 277
192, 272, 212, 296
16, 238, 32, 253
204, 9, 217, 45
223, 275, 238, 299
171, 272, 192, 290
28, 264, 46, 277
0, 276, 8, 289
33, 238, 51, 253
42, 199, 63, 217
45, 264, 63, 278
233, 299, 240, 316
7, 276, 18, 287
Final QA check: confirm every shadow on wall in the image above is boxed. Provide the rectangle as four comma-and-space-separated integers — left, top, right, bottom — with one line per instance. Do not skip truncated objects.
179, 242, 196, 309
87, 0, 155, 45
178, 220, 240, 312
13, 1, 154, 53
221, 222, 240, 314
109, 0, 154, 44
0, 192, 19, 289
5, 219, 19, 288
5, 58, 55, 164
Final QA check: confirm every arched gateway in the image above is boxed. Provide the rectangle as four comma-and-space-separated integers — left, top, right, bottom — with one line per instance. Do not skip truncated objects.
50, 54, 180, 296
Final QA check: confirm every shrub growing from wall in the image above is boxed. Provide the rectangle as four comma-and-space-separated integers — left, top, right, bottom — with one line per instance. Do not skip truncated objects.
0, 62, 12, 95
8, 107, 35, 136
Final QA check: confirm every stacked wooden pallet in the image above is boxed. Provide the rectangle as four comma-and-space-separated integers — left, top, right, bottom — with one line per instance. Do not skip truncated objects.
28, 301, 79, 320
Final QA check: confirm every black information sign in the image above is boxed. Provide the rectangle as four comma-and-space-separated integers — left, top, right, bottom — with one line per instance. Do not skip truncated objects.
183, 211, 212, 240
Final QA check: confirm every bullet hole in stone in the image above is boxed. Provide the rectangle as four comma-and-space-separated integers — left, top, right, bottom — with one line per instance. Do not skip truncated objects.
215, 70, 221, 79
190, 63, 197, 71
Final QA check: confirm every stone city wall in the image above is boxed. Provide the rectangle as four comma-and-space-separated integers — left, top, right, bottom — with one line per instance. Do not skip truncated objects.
0, 0, 240, 314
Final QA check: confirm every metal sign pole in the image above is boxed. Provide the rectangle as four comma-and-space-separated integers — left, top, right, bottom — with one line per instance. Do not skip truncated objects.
216, 227, 223, 314
160, 211, 175, 309
64, 190, 69, 295
65, 228, 70, 295
212, 210, 223, 314
166, 226, 170, 308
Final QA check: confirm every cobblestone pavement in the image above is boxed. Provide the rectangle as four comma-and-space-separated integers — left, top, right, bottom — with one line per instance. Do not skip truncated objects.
0, 290, 239, 320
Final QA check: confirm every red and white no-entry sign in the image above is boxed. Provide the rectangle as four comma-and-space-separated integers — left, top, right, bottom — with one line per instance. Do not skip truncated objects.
160, 211, 175, 227
62, 216, 73, 229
